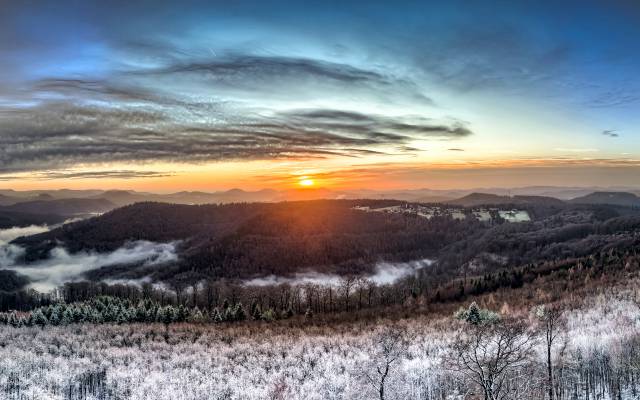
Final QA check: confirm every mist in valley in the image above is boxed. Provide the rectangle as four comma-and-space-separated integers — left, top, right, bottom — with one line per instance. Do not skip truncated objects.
0, 226, 179, 292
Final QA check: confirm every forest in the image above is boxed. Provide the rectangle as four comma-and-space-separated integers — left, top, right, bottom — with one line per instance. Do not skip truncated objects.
0, 285, 638, 400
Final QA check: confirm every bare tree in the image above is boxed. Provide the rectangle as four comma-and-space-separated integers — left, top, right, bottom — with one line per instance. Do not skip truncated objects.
535, 305, 565, 400
341, 276, 356, 312
447, 320, 537, 400
365, 327, 407, 400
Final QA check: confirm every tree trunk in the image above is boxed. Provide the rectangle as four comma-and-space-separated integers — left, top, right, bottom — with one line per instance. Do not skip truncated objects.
547, 341, 554, 400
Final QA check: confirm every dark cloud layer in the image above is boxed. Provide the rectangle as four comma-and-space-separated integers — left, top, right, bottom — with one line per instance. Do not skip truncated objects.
0, 98, 472, 173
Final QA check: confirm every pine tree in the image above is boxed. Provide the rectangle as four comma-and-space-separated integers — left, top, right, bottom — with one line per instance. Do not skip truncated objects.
189, 307, 205, 323
234, 303, 246, 321
161, 306, 175, 325
466, 302, 482, 325
176, 305, 190, 323
31, 309, 48, 328
8, 312, 22, 328
61, 307, 74, 325
223, 306, 234, 322
49, 305, 63, 326
72, 306, 85, 323
251, 304, 262, 321
211, 308, 223, 323
135, 302, 147, 322
116, 309, 129, 325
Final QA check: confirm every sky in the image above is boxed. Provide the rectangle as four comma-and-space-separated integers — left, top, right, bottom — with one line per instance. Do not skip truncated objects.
0, 0, 638, 191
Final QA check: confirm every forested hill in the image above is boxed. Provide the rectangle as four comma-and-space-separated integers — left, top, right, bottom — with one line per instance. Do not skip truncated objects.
11, 199, 640, 286
13, 200, 483, 281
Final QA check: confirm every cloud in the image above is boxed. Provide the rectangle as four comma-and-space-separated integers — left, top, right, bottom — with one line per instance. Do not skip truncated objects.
0, 170, 174, 180
554, 148, 599, 153
413, 25, 570, 93
602, 130, 619, 138
0, 101, 473, 173
130, 54, 434, 105
587, 89, 640, 108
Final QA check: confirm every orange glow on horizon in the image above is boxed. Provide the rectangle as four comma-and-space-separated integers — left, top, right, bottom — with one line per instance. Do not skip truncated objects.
298, 178, 314, 187
1, 156, 639, 193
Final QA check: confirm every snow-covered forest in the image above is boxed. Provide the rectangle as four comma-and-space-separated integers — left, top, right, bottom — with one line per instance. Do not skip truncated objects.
0, 290, 638, 400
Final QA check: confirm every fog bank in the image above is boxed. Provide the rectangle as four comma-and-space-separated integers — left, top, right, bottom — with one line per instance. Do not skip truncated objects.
0, 226, 179, 292
243, 258, 433, 287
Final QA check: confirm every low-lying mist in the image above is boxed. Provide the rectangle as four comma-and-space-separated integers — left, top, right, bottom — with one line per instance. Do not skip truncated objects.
243, 258, 433, 287
0, 225, 179, 292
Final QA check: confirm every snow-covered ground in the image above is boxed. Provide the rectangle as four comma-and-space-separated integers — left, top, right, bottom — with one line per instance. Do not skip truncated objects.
0, 292, 639, 399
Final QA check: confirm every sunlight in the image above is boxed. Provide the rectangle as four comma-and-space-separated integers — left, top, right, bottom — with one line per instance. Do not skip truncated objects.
299, 178, 314, 187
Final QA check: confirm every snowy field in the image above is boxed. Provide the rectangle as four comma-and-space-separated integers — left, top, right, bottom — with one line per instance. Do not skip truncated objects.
0, 295, 638, 400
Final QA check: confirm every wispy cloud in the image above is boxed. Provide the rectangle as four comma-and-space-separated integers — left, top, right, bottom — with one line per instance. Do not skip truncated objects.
602, 129, 619, 138
554, 148, 599, 153
0, 98, 472, 173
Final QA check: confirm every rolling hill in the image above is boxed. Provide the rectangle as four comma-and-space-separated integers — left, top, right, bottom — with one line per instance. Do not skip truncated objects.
0, 198, 116, 216
569, 191, 640, 207
446, 192, 565, 207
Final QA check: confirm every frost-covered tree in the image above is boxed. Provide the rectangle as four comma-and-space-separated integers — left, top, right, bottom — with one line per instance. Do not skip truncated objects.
534, 305, 565, 400
447, 320, 537, 400
364, 328, 407, 400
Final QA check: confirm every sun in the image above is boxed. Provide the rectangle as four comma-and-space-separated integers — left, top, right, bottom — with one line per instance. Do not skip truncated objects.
298, 178, 314, 187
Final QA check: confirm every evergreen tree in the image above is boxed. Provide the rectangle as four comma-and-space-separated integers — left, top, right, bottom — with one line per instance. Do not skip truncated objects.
234, 303, 246, 321
250, 300, 259, 319
8, 312, 23, 328
135, 302, 147, 322
251, 304, 262, 321
49, 305, 63, 326
223, 306, 234, 322
72, 306, 85, 323
211, 308, 223, 323
466, 302, 482, 325
116, 309, 129, 325
161, 306, 175, 325
32, 309, 48, 328
189, 307, 205, 323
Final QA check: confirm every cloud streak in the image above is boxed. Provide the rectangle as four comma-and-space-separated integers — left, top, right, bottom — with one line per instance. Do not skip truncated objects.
0, 99, 472, 173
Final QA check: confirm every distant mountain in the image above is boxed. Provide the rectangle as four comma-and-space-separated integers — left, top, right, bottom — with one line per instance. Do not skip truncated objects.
447, 193, 565, 207
569, 192, 640, 207
93, 188, 283, 206
91, 190, 152, 206
0, 198, 116, 216
0, 211, 67, 229
0, 194, 22, 206
0, 189, 104, 200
